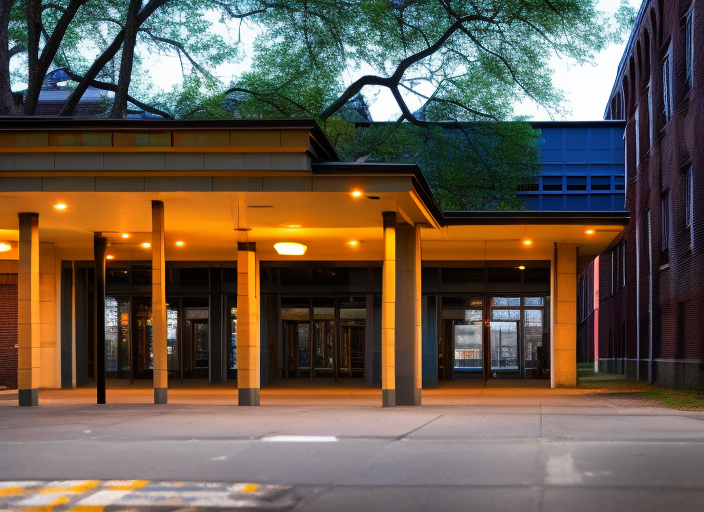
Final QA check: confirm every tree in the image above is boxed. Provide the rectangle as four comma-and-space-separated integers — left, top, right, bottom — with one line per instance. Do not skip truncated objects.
1, 0, 632, 209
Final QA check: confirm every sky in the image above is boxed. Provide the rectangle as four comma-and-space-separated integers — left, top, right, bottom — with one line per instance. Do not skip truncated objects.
513, 0, 643, 121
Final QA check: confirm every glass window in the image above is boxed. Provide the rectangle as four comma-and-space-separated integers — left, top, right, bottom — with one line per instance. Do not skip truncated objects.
663, 52, 672, 123
591, 176, 611, 191
464, 310, 482, 322
492, 309, 521, 321
566, 176, 587, 191
685, 166, 693, 230
542, 176, 563, 191
492, 297, 520, 306
685, 9, 694, 87
524, 297, 544, 306
661, 192, 670, 251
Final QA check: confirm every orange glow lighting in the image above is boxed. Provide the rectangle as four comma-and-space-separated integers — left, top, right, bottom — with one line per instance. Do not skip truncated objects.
523, 239, 533, 246
53, 203, 67, 210
0, 242, 11, 252
121, 233, 131, 239
176, 241, 185, 246
274, 242, 307, 255
106, 255, 115, 260
351, 190, 362, 198
585, 229, 595, 235
141, 242, 151, 248
518, 265, 526, 270
348, 240, 359, 246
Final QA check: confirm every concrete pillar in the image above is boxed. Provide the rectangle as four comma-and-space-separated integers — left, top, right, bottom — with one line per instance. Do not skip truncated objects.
237, 242, 260, 406
552, 243, 578, 387
152, 200, 168, 404
94, 235, 107, 404
18, 213, 40, 406
382, 212, 396, 407
395, 224, 422, 405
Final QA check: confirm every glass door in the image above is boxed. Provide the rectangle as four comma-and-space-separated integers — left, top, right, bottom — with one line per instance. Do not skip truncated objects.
106, 296, 131, 379
283, 321, 310, 378
132, 297, 153, 379
339, 305, 365, 379
226, 296, 237, 379
313, 307, 335, 378
183, 307, 209, 378
453, 309, 483, 374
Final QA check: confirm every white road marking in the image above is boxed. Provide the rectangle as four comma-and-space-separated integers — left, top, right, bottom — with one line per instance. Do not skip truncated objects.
545, 453, 583, 485
76, 490, 132, 506
262, 435, 338, 442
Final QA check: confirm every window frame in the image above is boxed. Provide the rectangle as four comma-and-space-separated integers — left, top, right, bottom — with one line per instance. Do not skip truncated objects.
661, 191, 670, 252
685, 7, 694, 88
685, 165, 693, 239
662, 47, 673, 124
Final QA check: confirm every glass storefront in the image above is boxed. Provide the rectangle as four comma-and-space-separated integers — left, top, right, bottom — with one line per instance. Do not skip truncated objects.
442, 295, 550, 380
280, 298, 366, 380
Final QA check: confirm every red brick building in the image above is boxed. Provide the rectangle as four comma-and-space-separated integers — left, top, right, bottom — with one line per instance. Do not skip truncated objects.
582, 0, 703, 389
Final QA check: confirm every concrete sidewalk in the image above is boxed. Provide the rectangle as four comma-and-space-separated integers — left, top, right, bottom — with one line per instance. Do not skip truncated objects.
0, 376, 652, 407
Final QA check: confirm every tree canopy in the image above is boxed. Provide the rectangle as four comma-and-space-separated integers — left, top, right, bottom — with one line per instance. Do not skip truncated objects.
0, 0, 633, 209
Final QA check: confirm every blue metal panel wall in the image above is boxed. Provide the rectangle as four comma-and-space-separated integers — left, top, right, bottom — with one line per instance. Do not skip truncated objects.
518, 121, 626, 211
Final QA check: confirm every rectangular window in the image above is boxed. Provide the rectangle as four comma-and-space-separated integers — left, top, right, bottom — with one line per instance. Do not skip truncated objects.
635, 107, 640, 168
685, 9, 694, 87
647, 81, 653, 145
661, 192, 670, 251
663, 52, 672, 123
685, 165, 693, 232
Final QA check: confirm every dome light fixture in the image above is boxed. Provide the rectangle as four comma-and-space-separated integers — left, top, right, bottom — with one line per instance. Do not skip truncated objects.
274, 242, 307, 255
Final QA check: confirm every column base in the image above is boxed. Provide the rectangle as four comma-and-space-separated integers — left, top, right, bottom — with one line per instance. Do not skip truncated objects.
382, 389, 396, 407
396, 379, 421, 406
19, 389, 39, 406
154, 388, 168, 404
238, 388, 260, 406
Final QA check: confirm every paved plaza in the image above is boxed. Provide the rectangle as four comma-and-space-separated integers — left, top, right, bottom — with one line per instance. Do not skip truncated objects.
1, 381, 703, 511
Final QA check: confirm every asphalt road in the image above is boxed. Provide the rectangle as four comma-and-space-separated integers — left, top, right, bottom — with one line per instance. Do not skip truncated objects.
1, 392, 704, 511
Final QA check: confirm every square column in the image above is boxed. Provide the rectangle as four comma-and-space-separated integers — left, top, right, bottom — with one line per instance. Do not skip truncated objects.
552, 243, 578, 387
237, 242, 260, 406
395, 224, 422, 406
94, 235, 107, 404
152, 200, 168, 404
382, 212, 396, 407
18, 213, 39, 406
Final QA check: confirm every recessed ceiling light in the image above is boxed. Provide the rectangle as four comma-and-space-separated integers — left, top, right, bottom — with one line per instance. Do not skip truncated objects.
141, 242, 151, 248
121, 233, 130, 239
348, 240, 359, 246
351, 190, 362, 198
274, 242, 307, 255
53, 203, 67, 210
585, 229, 595, 235
287, 225, 302, 229
0, 242, 11, 252
106, 255, 115, 260
523, 239, 533, 246
175, 241, 185, 246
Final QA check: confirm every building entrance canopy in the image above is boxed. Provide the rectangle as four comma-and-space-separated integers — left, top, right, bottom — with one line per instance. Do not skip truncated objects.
0, 118, 629, 406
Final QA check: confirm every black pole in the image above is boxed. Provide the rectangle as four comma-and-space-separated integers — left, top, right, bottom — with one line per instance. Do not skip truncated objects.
94, 235, 107, 404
